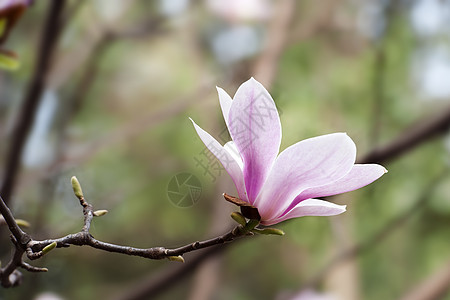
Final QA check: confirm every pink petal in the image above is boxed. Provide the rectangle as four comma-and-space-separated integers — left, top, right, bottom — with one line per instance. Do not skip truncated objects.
228, 78, 281, 203
281, 164, 387, 215
190, 118, 248, 201
262, 199, 346, 226
254, 133, 356, 221
217, 86, 233, 128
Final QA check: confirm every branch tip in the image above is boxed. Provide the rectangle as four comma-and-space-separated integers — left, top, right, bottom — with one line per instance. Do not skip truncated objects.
71, 176, 84, 200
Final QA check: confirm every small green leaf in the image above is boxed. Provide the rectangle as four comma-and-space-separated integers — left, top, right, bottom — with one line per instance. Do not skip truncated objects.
252, 228, 285, 236
230, 212, 246, 226
245, 219, 260, 231
42, 242, 57, 255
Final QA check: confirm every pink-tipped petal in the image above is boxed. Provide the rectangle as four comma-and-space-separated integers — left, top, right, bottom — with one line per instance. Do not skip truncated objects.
262, 199, 346, 226
217, 86, 233, 128
292, 164, 387, 204
255, 133, 356, 220
228, 78, 281, 203
190, 118, 248, 201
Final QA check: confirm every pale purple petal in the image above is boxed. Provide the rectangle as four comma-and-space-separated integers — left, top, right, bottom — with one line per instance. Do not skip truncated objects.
190, 118, 248, 201
262, 199, 346, 226
228, 78, 281, 203
282, 164, 387, 214
217, 87, 233, 128
254, 133, 356, 221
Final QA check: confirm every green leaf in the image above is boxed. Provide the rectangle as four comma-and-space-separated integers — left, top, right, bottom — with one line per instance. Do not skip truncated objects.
252, 227, 285, 236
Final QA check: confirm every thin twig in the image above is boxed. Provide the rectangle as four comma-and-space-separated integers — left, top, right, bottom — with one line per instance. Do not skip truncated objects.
359, 104, 450, 164
0, 196, 29, 245
27, 200, 249, 261
1, 183, 256, 288
0, 237, 26, 287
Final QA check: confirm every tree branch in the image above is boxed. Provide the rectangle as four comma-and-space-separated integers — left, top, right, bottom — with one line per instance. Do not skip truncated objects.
358, 104, 450, 164
0, 0, 66, 204
0, 179, 258, 288
0, 196, 30, 245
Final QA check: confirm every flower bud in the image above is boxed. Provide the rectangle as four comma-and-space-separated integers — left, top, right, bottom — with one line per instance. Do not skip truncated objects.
15, 219, 30, 228
168, 255, 184, 263
71, 176, 84, 199
93, 210, 108, 217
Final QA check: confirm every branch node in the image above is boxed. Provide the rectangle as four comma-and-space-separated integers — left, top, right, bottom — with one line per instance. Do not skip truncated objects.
21, 262, 48, 273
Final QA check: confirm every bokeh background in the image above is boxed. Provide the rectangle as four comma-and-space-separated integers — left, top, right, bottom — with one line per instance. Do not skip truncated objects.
1, 0, 450, 299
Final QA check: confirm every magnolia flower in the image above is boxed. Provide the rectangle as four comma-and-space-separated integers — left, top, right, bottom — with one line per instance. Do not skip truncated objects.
190, 78, 387, 226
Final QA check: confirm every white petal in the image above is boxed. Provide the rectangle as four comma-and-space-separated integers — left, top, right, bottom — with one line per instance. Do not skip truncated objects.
190, 118, 248, 201
217, 86, 233, 127
224, 141, 243, 169
262, 199, 346, 226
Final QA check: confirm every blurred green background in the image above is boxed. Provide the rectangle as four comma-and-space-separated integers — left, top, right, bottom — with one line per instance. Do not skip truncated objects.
1, 0, 450, 299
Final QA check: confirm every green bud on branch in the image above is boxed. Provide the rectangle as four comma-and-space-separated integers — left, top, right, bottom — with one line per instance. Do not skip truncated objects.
245, 219, 260, 231
230, 212, 246, 226
15, 219, 31, 228
93, 210, 108, 217
168, 255, 185, 263
42, 242, 57, 255
71, 176, 84, 199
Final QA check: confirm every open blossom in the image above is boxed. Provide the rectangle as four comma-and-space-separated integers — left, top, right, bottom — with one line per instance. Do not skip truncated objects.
190, 78, 387, 226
